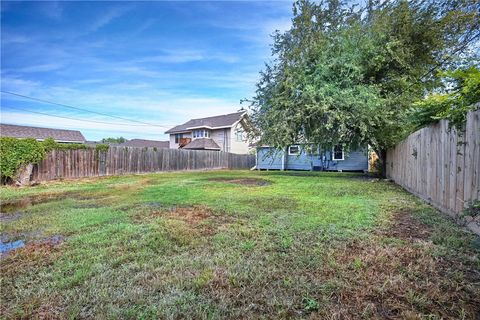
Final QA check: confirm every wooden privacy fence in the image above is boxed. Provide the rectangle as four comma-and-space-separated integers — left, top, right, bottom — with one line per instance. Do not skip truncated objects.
386, 110, 479, 227
32, 147, 256, 181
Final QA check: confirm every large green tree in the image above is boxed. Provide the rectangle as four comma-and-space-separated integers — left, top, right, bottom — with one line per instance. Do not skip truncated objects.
247, 0, 479, 175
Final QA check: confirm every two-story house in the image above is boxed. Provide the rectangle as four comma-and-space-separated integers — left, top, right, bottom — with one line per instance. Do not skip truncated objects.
164, 111, 251, 154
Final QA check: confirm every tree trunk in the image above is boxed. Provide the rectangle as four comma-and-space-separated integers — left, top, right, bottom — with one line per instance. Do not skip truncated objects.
15, 163, 34, 186
378, 149, 387, 178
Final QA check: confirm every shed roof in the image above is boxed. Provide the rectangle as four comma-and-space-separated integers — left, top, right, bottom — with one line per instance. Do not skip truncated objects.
0, 123, 86, 143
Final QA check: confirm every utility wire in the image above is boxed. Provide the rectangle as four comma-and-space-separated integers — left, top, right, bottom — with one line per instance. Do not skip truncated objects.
1, 91, 172, 128
2, 105, 166, 127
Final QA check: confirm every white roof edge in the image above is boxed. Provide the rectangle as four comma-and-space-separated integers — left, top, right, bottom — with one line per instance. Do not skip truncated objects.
184, 125, 237, 130
186, 126, 214, 130
36, 138, 85, 143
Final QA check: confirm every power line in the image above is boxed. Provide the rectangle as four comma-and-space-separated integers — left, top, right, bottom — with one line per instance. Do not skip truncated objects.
1, 90, 172, 128
2, 105, 165, 127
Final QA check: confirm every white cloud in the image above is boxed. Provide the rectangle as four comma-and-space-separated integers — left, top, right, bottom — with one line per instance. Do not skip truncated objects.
19, 63, 65, 73
0, 76, 42, 95
135, 49, 239, 64
1, 80, 245, 140
0, 111, 168, 140
88, 6, 131, 33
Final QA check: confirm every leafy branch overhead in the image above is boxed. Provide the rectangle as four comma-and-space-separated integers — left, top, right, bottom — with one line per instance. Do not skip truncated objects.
247, 0, 479, 173
409, 67, 480, 131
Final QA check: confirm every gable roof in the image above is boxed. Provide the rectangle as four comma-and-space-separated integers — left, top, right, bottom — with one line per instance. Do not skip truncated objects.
119, 139, 169, 148
181, 138, 221, 150
165, 111, 246, 134
0, 123, 86, 143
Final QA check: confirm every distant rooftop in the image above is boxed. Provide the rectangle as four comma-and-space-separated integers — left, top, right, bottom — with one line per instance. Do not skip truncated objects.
165, 111, 246, 134
119, 139, 169, 148
182, 138, 221, 150
0, 123, 86, 143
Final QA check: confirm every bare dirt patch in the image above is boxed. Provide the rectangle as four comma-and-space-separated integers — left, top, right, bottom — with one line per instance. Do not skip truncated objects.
209, 178, 271, 186
384, 210, 432, 241
163, 206, 212, 225
137, 205, 233, 236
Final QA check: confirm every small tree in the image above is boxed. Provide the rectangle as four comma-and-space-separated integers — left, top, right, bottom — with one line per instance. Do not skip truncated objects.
101, 137, 127, 144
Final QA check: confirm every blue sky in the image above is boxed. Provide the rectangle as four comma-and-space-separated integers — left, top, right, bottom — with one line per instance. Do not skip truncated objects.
1, 1, 293, 140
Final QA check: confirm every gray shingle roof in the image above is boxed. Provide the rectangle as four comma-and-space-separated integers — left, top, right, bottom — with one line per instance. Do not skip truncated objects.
182, 138, 221, 150
0, 123, 86, 143
165, 111, 246, 134
119, 139, 169, 148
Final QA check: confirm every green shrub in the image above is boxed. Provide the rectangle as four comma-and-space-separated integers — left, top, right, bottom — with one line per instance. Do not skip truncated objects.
462, 200, 480, 218
0, 137, 91, 181
0, 137, 46, 180
43, 138, 88, 151
95, 144, 109, 153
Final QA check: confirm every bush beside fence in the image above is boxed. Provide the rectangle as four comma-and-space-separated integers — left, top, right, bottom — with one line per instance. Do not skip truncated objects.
31, 147, 255, 182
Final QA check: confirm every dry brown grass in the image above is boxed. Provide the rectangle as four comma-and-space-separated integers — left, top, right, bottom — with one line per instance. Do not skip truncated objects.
1, 239, 64, 278
307, 211, 480, 319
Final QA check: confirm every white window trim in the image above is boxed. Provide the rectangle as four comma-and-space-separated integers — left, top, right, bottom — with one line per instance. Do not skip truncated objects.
332, 147, 344, 161
288, 145, 300, 155
193, 129, 210, 139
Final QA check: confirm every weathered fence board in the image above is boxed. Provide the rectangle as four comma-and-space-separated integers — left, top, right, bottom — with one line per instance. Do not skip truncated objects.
32, 148, 255, 182
387, 110, 479, 230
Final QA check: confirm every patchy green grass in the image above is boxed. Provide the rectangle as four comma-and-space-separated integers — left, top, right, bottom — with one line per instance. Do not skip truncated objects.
1, 170, 479, 319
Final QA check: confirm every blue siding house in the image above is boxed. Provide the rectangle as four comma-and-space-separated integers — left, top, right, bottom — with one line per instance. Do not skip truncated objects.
256, 145, 368, 171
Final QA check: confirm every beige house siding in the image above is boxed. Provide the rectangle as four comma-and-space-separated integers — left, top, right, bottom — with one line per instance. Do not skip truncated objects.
230, 123, 249, 154
210, 129, 229, 152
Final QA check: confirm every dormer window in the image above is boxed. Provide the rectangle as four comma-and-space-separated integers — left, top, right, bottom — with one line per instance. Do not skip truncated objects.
193, 129, 210, 139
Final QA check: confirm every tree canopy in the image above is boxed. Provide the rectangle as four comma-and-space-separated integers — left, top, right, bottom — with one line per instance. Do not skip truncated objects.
409, 66, 480, 131
247, 0, 479, 171
101, 137, 127, 144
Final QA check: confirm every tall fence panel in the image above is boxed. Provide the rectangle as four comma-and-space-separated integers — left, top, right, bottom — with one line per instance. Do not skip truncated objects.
386, 110, 479, 223
32, 148, 255, 182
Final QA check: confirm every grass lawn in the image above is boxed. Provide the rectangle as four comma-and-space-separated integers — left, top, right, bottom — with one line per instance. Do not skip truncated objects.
1, 170, 479, 319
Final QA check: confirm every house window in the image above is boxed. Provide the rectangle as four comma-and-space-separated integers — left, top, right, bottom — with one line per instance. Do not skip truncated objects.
288, 145, 300, 155
175, 133, 183, 144
193, 129, 209, 139
235, 129, 243, 142
332, 145, 344, 160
